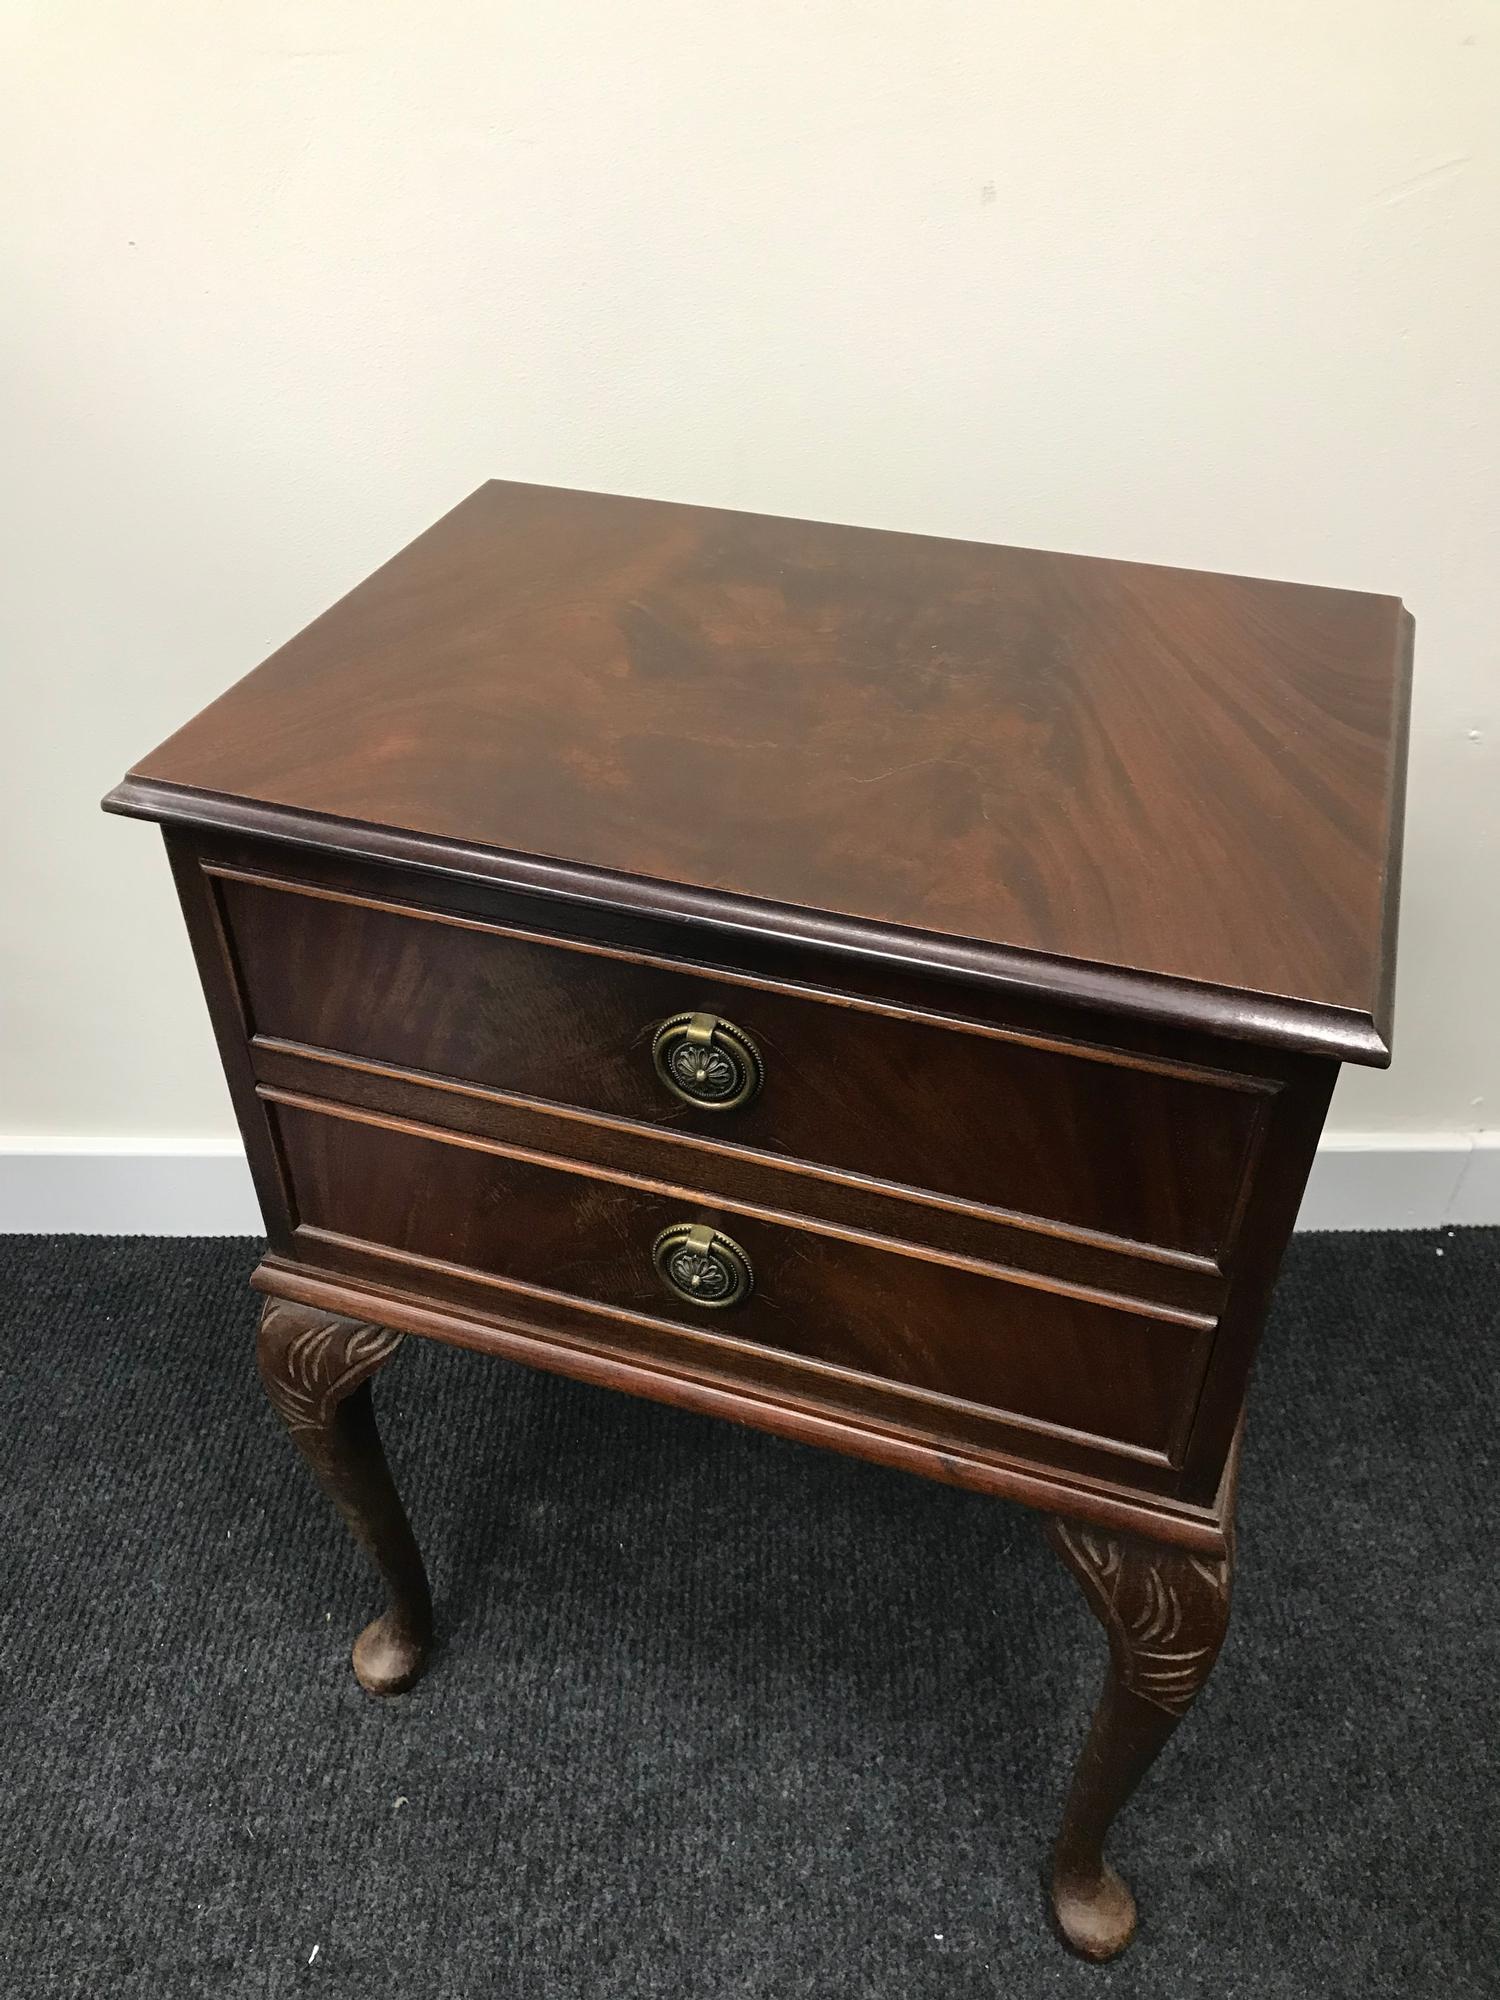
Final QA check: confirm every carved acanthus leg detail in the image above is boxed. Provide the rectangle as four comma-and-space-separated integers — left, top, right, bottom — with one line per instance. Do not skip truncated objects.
257, 1298, 433, 1695
1043, 1518, 1233, 1961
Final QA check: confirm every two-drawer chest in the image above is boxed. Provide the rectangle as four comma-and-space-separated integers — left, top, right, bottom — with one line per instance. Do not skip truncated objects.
105, 481, 1412, 1961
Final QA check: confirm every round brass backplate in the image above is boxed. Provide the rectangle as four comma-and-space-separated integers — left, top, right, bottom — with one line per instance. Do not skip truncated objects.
650, 1011, 764, 1111
651, 1222, 755, 1309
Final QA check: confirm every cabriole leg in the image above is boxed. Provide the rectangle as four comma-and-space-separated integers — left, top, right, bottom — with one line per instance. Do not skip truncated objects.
257, 1298, 433, 1695
1043, 1516, 1233, 1960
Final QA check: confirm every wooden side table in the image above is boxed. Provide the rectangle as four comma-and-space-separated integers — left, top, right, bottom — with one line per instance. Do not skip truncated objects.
105, 482, 1412, 1960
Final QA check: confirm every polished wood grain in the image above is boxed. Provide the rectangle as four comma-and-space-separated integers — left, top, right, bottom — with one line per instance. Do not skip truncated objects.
106, 479, 1411, 1063
216, 864, 1267, 1261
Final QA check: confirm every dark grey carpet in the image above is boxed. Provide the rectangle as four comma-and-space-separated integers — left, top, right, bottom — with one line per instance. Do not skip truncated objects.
2, 1232, 1496, 1999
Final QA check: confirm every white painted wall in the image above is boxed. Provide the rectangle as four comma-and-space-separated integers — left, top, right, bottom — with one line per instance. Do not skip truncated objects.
3, 6, 1496, 1187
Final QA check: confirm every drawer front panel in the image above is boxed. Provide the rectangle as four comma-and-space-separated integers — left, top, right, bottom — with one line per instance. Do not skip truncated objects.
221, 871, 1265, 1260
268, 1095, 1213, 1463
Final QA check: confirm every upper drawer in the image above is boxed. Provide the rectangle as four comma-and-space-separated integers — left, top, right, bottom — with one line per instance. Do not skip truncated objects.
215, 869, 1266, 1260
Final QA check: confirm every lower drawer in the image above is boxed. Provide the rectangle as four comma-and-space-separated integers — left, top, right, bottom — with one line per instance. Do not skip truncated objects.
268, 1094, 1215, 1466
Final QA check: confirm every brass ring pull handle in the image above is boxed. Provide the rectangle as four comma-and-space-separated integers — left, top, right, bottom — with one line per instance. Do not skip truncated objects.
652, 1222, 754, 1310
651, 1011, 764, 1111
